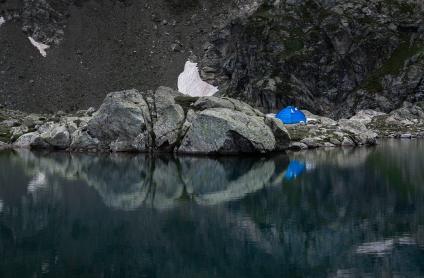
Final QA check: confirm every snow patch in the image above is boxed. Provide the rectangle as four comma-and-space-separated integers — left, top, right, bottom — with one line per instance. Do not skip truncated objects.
28, 37, 50, 57
178, 61, 218, 97
0, 16, 5, 28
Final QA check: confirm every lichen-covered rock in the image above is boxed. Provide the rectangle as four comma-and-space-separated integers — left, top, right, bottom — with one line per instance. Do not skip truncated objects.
178, 108, 276, 154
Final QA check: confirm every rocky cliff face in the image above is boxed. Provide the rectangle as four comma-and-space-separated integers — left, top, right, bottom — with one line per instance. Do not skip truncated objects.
200, 0, 424, 118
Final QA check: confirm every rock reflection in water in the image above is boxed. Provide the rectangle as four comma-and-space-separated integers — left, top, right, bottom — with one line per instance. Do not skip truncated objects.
6, 150, 289, 210
0, 141, 423, 277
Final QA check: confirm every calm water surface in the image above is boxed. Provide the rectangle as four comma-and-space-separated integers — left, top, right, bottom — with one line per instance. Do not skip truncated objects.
0, 140, 423, 277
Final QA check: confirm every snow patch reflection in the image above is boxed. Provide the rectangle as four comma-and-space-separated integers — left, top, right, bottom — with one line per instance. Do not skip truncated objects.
356, 236, 417, 256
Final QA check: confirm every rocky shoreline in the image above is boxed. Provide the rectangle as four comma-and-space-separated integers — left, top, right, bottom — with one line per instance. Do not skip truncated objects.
1, 87, 424, 154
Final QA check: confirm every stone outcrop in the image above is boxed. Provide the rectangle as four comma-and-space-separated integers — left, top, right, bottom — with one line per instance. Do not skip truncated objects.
286, 111, 378, 149
200, 0, 424, 118
179, 108, 276, 154
2, 87, 290, 154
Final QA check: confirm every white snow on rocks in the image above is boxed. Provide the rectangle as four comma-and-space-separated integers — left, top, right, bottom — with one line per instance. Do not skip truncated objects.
28, 37, 50, 57
0, 16, 5, 28
178, 61, 218, 97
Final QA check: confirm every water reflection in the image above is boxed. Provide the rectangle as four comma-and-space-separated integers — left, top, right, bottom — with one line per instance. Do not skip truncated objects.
3, 150, 288, 210
283, 160, 306, 181
0, 140, 423, 277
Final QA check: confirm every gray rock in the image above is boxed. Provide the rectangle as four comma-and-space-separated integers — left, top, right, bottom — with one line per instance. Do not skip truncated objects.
303, 110, 337, 126
14, 132, 47, 148
193, 96, 263, 116
300, 137, 322, 149
265, 117, 290, 151
350, 110, 386, 125
338, 119, 377, 145
70, 130, 101, 151
0, 141, 10, 150
179, 108, 275, 154
151, 87, 185, 151
40, 123, 71, 149
11, 125, 29, 141
289, 142, 308, 151
22, 114, 44, 128
341, 137, 355, 146
87, 89, 151, 151
1, 119, 20, 127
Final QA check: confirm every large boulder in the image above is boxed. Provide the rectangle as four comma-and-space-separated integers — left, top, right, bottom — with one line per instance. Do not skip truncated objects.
178, 108, 276, 154
87, 89, 152, 152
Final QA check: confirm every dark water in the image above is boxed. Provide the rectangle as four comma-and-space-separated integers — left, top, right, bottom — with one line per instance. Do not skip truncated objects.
0, 140, 423, 278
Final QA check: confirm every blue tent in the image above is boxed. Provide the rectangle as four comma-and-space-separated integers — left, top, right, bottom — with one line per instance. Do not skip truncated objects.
284, 160, 306, 181
276, 106, 307, 124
